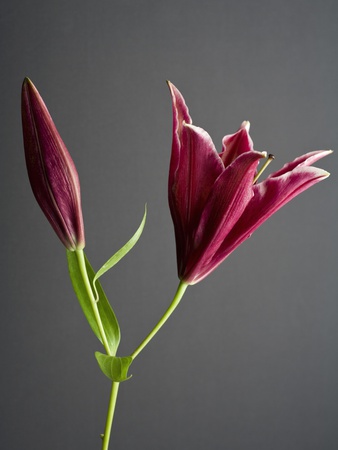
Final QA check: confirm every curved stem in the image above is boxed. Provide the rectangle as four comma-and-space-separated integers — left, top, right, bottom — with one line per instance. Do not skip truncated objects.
75, 249, 112, 356
131, 281, 188, 360
101, 381, 120, 450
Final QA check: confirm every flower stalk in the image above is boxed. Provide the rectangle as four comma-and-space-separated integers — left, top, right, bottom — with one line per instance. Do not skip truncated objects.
131, 281, 189, 360
75, 249, 119, 449
101, 382, 120, 450
75, 249, 112, 356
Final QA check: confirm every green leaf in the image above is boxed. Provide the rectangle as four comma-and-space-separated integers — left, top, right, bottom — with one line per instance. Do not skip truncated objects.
67, 250, 120, 355
95, 352, 133, 382
92, 206, 147, 301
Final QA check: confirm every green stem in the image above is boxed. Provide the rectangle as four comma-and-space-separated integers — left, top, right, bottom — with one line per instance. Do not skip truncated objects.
101, 381, 120, 450
131, 281, 189, 360
75, 249, 112, 356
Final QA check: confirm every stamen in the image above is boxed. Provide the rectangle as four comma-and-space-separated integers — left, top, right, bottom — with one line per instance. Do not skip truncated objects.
253, 154, 275, 184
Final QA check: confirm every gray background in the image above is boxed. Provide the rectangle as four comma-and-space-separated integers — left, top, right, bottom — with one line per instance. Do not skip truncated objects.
1, 0, 338, 449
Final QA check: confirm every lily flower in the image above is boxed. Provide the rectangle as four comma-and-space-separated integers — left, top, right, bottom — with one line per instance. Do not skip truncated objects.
167, 82, 331, 284
22, 78, 85, 250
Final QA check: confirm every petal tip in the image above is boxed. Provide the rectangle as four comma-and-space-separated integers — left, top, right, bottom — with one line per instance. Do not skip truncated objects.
241, 120, 250, 131
166, 80, 174, 94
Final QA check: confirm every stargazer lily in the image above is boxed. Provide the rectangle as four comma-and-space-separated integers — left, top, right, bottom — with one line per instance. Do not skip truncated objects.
22, 78, 85, 250
167, 81, 331, 284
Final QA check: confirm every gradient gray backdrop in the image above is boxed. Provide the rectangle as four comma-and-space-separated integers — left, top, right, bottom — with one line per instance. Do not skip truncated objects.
1, 1, 338, 449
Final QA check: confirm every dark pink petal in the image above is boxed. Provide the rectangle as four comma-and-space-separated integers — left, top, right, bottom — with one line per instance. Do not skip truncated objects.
22, 78, 85, 250
220, 121, 254, 167
167, 81, 192, 190
181, 150, 265, 283
171, 123, 224, 227
210, 160, 330, 269
268, 150, 332, 178
170, 124, 225, 277
167, 83, 225, 270
167, 81, 192, 254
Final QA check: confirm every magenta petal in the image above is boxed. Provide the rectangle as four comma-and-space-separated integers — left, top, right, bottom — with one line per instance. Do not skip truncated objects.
171, 123, 224, 226
168, 84, 225, 266
212, 163, 330, 266
194, 163, 330, 283
268, 150, 332, 178
220, 121, 254, 167
181, 150, 265, 283
22, 78, 85, 250
169, 123, 225, 276
167, 81, 192, 189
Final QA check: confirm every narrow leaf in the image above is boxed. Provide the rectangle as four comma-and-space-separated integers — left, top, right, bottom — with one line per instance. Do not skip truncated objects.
95, 352, 133, 382
67, 250, 120, 355
92, 206, 147, 301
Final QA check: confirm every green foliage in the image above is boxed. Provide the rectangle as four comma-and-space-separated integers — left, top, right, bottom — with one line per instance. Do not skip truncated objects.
95, 352, 133, 382
92, 206, 147, 301
67, 207, 146, 361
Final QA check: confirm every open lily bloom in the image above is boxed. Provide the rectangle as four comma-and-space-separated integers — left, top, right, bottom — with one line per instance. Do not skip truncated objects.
168, 82, 331, 285
22, 78, 85, 250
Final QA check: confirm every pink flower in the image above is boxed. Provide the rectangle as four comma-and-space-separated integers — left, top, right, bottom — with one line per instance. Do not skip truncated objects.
167, 82, 331, 284
22, 78, 85, 250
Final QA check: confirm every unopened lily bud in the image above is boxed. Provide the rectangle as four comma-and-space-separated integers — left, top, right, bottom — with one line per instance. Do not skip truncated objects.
22, 78, 85, 250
